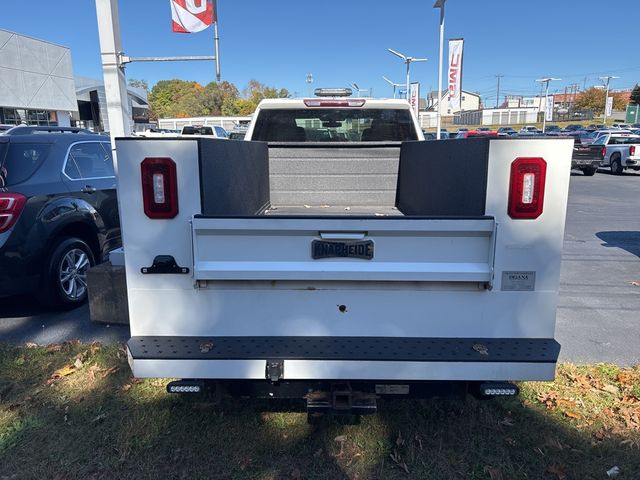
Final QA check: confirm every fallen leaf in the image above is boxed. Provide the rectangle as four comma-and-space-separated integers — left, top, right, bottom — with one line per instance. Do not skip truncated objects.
616, 372, 635, 386
565, 411, 582, 420
334, 435, 347, 443
602, 384, 620, 395
74, 358, 84, 370
46, 344, 62, 353
101, 367, 118, 378
121, 384, 132, 392
547, 464, 568, 480
90, 342, 101, 354
49, 365, 76, 382
25, 342, 38, 349
484, 466, 504, 480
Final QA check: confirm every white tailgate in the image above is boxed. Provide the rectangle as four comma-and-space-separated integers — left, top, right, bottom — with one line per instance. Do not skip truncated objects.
192, 217, 496, 283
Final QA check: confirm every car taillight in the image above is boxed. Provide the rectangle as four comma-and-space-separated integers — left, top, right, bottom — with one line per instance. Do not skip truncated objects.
508, 157, 547, 219
141, 157, 178, 219
0, 193, 27, 233
602, 146, 606, 158
630, 145, 636, 156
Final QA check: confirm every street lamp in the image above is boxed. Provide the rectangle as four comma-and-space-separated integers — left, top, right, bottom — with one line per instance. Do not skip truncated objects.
535, 77, 561, 133
351, 82, 370, 98
599, 75, 618, 125
382, 76, 403, 98
305, 73, 313, 96
387, 48, 426, 103
433, 0, 446, 139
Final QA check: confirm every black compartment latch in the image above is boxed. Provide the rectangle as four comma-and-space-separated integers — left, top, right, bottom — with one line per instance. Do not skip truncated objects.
141, 255, 189, 275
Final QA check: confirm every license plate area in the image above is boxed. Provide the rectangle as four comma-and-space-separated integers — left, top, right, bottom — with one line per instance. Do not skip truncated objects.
312, 240, 374, 260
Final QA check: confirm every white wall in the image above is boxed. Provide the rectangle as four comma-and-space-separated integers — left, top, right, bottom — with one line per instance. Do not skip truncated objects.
158, 116, 252, 131
0, 30, 77, 112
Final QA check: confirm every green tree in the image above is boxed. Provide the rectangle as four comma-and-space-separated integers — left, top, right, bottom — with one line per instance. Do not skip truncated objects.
630, 84, 640, 105
148, 79, 204, 119
197, 81, 239, 115
576, 87, 627, 114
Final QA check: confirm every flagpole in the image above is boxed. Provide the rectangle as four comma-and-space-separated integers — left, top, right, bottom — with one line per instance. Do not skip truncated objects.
214, 21, 220, 81
213, 0, 220, 81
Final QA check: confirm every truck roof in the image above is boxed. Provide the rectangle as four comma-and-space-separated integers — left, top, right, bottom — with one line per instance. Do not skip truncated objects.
256, 98, 412, 110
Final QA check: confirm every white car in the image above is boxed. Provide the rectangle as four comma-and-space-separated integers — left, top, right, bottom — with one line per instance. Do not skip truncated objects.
518, 125, 540, 136
592, 132, 640, 174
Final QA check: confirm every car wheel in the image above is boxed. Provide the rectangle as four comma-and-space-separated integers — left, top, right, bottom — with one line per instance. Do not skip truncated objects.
38, 237, 95, 309
582, 166, 598, 176
610, 156, 623, 175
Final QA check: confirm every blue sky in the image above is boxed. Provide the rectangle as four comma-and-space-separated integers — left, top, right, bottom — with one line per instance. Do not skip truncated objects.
2, 0, 639, 103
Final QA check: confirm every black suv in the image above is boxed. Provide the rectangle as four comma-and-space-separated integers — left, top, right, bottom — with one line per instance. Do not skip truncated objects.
0, 126, 120, 307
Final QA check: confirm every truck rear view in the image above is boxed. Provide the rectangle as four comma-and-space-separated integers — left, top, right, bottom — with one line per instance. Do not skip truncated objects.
116, 94, 573, 418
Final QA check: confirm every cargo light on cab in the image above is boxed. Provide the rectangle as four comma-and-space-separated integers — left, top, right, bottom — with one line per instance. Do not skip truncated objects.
508, 157, 547, 219
141, 157, 178, 219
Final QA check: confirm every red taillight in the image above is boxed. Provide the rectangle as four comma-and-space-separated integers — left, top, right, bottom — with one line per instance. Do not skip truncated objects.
630, 145, 636, 156
508, 157, 547, 219
141, 157, 178, 219
0, 193, 27, 233
303, 99, 366, 107
602, 146, 606, 158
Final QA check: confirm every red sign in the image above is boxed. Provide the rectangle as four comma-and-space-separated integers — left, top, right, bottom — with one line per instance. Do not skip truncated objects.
171, 0, 216, 33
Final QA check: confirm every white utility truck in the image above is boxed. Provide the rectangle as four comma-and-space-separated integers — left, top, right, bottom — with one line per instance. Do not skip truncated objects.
116, 89, 573, 418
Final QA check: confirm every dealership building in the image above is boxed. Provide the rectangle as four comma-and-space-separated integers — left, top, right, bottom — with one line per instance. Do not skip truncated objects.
0, 29, 148, 131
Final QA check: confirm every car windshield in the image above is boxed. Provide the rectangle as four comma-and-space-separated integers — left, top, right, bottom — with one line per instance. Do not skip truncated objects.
251, 108, 417, 142
0, 142, 51, 187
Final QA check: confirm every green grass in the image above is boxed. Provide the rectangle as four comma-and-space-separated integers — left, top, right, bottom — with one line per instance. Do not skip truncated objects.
1, 342, 639, 479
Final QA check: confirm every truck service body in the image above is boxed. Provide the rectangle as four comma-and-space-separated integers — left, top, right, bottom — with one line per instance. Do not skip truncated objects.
116, 96, 573, 414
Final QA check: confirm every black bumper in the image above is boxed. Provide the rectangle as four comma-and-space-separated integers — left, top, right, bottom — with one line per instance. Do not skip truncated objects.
128, 336, 560, 363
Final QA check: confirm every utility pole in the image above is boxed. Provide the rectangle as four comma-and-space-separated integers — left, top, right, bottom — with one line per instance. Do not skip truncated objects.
495, 74, 503, 108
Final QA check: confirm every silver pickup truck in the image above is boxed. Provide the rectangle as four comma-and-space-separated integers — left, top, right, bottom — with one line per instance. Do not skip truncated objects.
593, 132, 640, 175
114, 92, 572, 420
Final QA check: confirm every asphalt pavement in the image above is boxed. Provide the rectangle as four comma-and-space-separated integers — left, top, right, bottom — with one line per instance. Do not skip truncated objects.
0, 167, 638, 365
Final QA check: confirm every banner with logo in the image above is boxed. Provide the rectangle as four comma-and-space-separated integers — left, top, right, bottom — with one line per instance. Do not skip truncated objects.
171, 0, 216, 33
447, 38, 464, 111
410, 82, 420, 118
545, 95, 554, 122
606, 96, 613, 117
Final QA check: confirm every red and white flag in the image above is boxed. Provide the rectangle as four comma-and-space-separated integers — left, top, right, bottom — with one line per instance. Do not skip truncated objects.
171, 0, 216, 33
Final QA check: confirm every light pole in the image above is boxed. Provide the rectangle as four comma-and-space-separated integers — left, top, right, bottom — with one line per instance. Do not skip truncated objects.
433, 0, 445, 139
387, 48, 426, 102
382, 76, 403, 98
351, 83, 370, 98
600, 75, 618, 125
305, 73, 313, 97
535, 77, 561, 133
